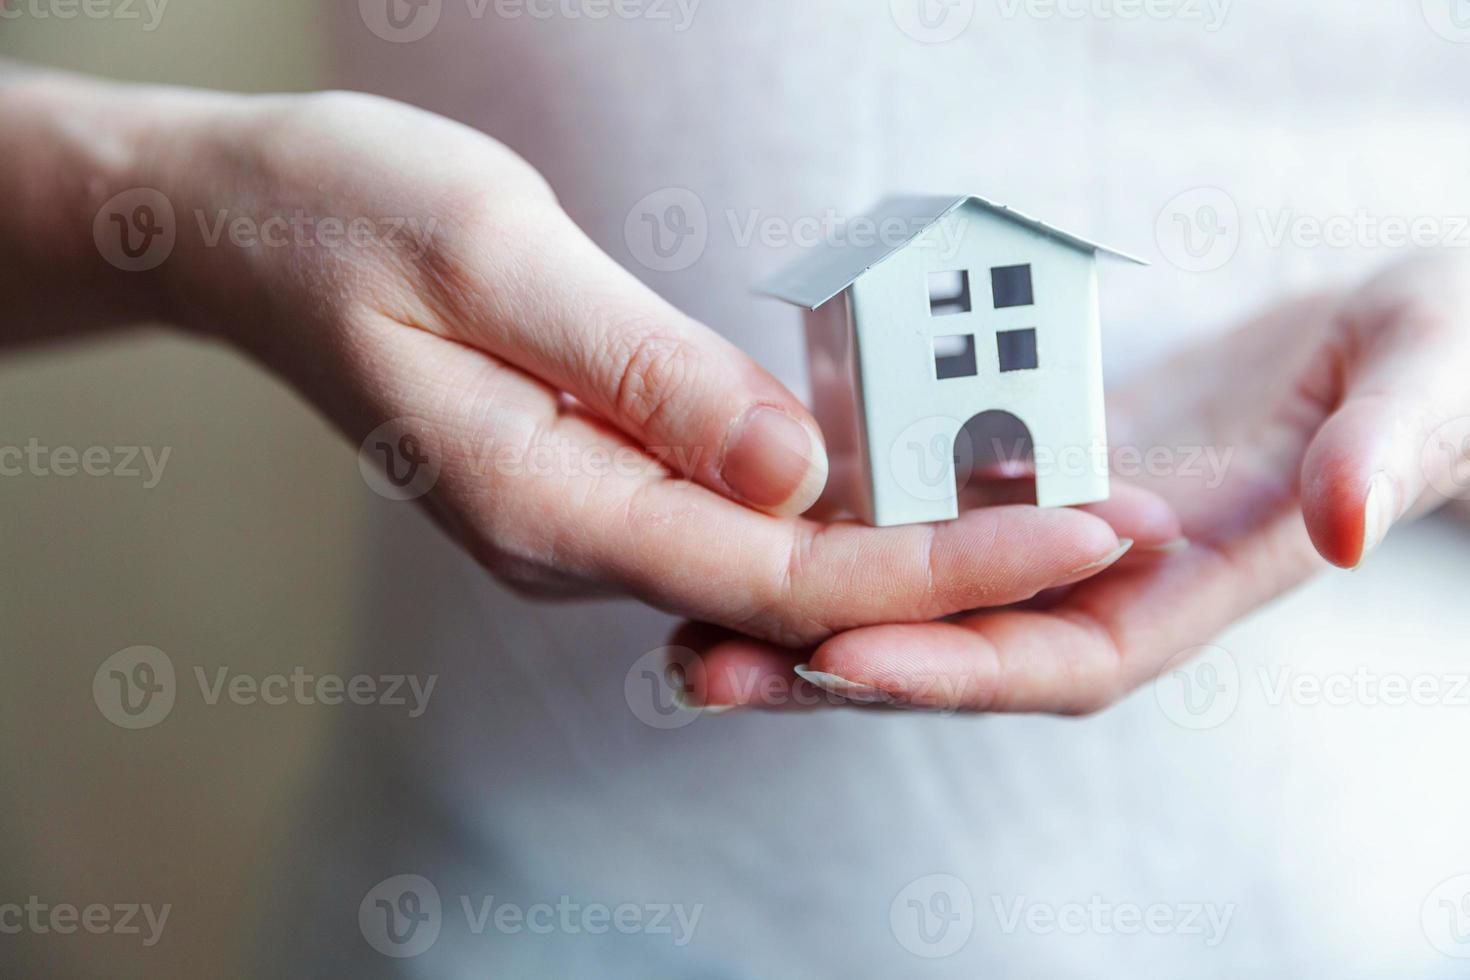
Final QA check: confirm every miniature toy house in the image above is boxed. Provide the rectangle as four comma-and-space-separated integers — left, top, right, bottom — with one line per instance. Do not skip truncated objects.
757, 195, 1144, 527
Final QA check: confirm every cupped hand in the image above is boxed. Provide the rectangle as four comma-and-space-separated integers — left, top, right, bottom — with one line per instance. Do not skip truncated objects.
132, 90, 1179, 646
675, 254, 1470, 712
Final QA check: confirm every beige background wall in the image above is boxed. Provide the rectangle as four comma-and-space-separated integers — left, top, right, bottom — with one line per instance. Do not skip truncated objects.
0, 5, 355, 977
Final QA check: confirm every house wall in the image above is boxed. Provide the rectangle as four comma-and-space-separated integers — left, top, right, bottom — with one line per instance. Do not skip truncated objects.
846, 204, 1109, 525
802, 293, 874, 521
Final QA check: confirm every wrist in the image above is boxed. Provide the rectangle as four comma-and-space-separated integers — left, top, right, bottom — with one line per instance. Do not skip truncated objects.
0, 71, 252, 337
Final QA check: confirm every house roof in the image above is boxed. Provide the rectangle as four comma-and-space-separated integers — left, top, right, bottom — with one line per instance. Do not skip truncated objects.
754, 194, 1148, 311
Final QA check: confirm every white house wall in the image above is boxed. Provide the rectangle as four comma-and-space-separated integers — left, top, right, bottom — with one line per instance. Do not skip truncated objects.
845, 204, 1110, 526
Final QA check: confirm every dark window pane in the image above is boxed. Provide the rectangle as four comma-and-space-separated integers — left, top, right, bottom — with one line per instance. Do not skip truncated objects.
934, 333, 978, 379
991, 264, 1034, 308
928, 270, 972, 316
997, 328, 1038, 372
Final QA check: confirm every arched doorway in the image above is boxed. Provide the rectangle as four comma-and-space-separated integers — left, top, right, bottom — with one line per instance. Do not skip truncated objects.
954, 410, 1036, 508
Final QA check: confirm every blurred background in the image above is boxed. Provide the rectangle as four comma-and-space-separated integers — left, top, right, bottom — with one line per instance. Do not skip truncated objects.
0, 5, 350, 977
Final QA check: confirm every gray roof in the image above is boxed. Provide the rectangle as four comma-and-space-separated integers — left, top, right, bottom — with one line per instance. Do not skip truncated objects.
755, 194, 1147, 310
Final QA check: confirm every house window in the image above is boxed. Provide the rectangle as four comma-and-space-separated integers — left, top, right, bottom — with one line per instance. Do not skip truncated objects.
990, 264, 1034, 308
997, 328, 1038, 372
933, 333, 978, 379
928, 270, 972, 316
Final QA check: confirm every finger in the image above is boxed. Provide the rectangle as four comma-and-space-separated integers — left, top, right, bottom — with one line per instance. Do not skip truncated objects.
800, 542, 1251, 713
1300, 257, 1470, 568
580, 470, 1137, 646
356, 318, 1139, 646
418, 198, 827, 516
1074, 480, 1187, 552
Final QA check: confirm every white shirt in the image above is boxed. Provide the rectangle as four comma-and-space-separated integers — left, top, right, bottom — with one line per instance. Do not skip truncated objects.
268, 3, 1470, 975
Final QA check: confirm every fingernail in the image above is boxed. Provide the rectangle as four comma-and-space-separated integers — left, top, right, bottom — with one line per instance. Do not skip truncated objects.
1357, 471, 1397, 567
794, 664, 895, 705
672, 688, 736, 715
1053, 539, 1134, 587
720, 406, 828, 516
1143, 537, 1191, 554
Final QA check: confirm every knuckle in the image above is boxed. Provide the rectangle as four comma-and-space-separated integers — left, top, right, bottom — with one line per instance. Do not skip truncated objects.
606, 324, 705, 435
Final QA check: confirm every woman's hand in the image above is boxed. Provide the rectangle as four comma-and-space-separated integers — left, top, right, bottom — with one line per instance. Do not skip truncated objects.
675, 254, 1470, 712
1, 76, 1181, 645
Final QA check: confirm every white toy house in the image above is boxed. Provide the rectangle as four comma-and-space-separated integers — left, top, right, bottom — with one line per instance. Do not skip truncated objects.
758, 195, 1144, 527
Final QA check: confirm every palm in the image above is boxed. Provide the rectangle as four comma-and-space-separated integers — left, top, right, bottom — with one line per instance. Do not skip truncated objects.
677, 255, 1470, 714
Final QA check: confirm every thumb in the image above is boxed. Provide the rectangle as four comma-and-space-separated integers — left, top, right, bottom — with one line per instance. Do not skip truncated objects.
1300, 258, 1470, 568
430, 199, 828, 516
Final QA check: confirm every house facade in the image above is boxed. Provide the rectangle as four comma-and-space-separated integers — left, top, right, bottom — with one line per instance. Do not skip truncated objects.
760, 195, 1142, 527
